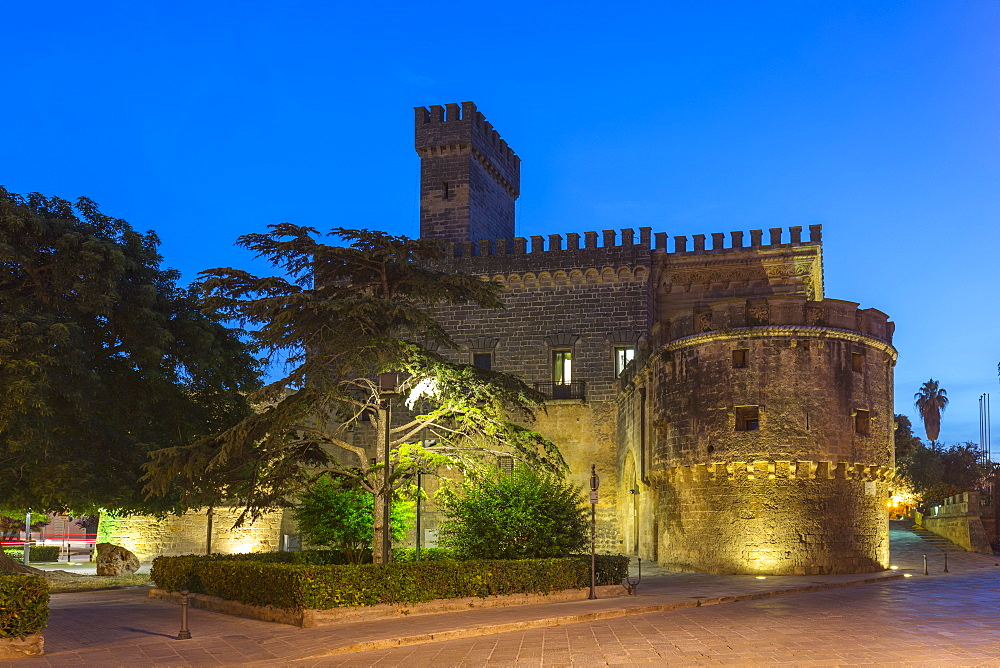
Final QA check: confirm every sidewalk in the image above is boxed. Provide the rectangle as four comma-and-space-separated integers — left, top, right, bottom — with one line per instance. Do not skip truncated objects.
5, 522, 998, 666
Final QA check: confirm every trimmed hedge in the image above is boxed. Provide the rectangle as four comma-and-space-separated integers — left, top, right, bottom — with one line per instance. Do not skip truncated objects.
392, 547, 456, 562
151, 553, 629, 610
0, 574, 49, 639
4, 546, 61, 562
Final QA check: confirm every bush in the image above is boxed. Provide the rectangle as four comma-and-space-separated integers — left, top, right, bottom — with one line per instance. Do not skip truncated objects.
151, 553, 629, 610
292, 475, 414, 563
441, 466, 588, 559
3, 546, 61, 562
392, 547, 456, 562
0, 574, 49, 639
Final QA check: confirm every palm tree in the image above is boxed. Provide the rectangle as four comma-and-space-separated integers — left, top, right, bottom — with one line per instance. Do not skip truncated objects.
914, 379, 949, 444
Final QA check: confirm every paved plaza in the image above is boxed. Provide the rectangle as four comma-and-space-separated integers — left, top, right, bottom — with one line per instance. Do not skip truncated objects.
4, 523, 999, 666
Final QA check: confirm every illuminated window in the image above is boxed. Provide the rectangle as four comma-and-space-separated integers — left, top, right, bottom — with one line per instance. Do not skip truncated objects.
472, 352, 492, 370
852, 352, 865, 372
735, 406, 760, 431
552, 350, 572, 384
615, 346, 636, 376
855, 409, 870, 435
732, 349, 749, 368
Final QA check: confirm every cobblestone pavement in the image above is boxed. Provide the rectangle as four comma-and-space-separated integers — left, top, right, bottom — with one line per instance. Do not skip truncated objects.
309, 568, 1000, 667
3, 523, 998, 666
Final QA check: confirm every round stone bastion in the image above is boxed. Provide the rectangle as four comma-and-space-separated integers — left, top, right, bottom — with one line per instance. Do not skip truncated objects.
644, 296, 896, 575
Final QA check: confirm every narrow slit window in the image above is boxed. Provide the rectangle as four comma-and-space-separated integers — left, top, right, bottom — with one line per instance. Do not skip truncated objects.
735, 406, 760, 432
472, 352, 492, 370
615, 346, 636, 376
855, 409, 870, 435
442, 181, 450, 200
852, 352, 865, 372
732, 349, 749, 368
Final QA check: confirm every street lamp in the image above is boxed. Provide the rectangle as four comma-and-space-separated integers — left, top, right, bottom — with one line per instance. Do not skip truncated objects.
377, 372, 400, 565
589, 464, 600, 599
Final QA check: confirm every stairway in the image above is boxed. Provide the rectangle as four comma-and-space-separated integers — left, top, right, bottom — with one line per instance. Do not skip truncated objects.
894, 521, 967, 552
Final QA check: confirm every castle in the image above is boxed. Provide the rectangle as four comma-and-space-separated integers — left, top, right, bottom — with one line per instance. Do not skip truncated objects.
417, 101, 897, 575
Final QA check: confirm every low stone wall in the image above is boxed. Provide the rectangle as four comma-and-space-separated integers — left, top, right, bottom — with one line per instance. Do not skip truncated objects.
104, 508, 285, 562
920, 492, 992, 554
150, 584, 629, 627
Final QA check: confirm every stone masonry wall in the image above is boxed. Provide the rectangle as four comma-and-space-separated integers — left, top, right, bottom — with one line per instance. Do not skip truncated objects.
626, 296, 896, 573
105, 508, 285, 562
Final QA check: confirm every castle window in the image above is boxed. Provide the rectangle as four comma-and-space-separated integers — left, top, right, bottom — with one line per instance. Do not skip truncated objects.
732, 349, 749, 369
852, 352, 865, 373
498, 454, 515, 475
855, 409, 870, 435
472, 352, 493, 370
442, 181, 450, 200
735, 406, 760, 431
615, 346, 636, 376
552, 350, 572, 384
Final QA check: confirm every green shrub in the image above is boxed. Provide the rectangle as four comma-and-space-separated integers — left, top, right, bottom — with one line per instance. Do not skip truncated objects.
3, 546, 61, 562
441, 466, 588, 559
151, 553, 629, 610
292, 475, 413, 564
392, 547, 456, 562
0, 574, 49, 639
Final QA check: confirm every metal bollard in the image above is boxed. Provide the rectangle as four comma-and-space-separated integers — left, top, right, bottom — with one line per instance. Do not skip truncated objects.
923, 554, 928, 576
943, 552, 949, 573
176, 590, 192, 640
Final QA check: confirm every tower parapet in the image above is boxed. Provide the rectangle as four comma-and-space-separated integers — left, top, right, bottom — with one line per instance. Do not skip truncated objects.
415, 101, 520, 243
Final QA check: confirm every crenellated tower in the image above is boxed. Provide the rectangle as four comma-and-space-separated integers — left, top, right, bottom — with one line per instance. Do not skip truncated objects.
414, 101, 520, 243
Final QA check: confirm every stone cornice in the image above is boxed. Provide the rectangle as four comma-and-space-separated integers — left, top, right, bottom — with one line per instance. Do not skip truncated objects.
662, 325, 897, 360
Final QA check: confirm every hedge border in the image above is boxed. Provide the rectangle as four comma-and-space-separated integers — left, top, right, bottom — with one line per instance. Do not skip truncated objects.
152, 553, 629, 611
0, 574, 50, 639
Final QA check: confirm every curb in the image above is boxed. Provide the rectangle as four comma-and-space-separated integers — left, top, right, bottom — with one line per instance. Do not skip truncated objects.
301, 572, 905, 659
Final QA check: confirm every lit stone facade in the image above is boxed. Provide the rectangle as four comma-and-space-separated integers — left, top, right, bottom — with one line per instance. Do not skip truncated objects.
417, 102, 897, 573
105, 508, 286, 561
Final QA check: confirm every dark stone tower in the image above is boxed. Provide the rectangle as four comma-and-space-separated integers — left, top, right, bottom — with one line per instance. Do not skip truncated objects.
414, 101, 520, 243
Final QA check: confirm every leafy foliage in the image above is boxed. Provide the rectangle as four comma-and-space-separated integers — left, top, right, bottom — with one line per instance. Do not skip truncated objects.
143, 227, 560, 552
0, 515, 48, 536
894, 417, 989, 511
151, 553, 629, 610
441, 466, 588, 559
0, 573, 49, 638
893, 415, 923, 463
3, 546, 60, 562
292, 475, 414, 563
914, 379, 949, 443
0, 188, 261, 514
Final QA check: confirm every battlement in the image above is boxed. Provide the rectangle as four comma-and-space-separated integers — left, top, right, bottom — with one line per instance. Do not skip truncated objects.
658, 296, 895, 346
660, 461, 895, 484
414, 101, 520, 176
433, 224, 821, 258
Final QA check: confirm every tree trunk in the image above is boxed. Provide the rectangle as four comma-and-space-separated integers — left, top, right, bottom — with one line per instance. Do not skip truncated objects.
0, 551, 43, 575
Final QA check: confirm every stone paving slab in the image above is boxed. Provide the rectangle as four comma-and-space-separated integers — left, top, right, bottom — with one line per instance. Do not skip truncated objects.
2, 522, 997, 666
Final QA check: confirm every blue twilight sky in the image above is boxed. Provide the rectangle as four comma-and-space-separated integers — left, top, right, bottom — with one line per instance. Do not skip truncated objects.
2, 1, 997, 448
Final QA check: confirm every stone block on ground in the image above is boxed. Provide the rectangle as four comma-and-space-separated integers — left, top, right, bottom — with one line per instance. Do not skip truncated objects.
0, 633, 44, 658
96, 543, 140, 576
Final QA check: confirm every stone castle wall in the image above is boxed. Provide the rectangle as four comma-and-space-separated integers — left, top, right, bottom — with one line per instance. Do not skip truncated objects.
104, 508, 285, 562
619, 295, 897, 573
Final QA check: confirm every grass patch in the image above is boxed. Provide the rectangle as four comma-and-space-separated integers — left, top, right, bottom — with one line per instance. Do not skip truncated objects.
46, 573, 153, 593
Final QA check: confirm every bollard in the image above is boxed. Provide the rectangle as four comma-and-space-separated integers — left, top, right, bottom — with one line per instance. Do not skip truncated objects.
923, 554, 928, 576
176, 590, 192, 640
943, 553, 949, 573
